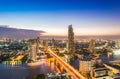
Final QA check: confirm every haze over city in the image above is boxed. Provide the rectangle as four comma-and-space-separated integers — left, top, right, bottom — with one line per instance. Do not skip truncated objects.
0, 0, 120, 39
1, 0, 120, 79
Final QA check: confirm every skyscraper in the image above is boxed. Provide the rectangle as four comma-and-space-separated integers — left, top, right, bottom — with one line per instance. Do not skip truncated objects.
68, 25, 74, 54
89, 39, 96, 53
67, 25, 74, 56
28, 39, 37, 61
52, 38, 55, 48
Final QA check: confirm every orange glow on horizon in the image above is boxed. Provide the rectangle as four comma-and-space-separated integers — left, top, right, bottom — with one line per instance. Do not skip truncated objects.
41, 32, 67, 36
41, 32, 120, 37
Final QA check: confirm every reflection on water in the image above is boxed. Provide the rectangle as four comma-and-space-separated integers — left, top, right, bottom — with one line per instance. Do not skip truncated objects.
0, 60, 52, 79
0, 64, 29, 79
28, 66, 41, 78
1, 54, 119, 79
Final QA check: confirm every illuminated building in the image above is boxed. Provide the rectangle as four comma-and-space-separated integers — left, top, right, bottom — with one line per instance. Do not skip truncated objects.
42, 40, 46, 46
67, 25, 74, 54
42, 39, 48, 48
45, 39, 48, 51
28, 39, 37, 61
52, 38, 55, 48
89, 39, 96, 53
67, 25, 74, 62
79, 60, 92, 74
109, 49, 120, 62
112, 49, 120, 55
91, 66, 111, 79
28, 37, 40, 61
115, 41, 120, 49
36, 37, 40, 53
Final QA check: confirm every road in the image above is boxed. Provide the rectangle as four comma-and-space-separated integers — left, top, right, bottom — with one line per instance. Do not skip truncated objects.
47, 48, 85, 79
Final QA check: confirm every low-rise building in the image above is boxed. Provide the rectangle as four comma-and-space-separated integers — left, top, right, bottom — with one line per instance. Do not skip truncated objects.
91, 66, 112, 79
79, 59, 92, 74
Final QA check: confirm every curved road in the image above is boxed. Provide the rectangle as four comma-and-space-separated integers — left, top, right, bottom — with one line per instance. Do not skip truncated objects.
48, 48, 85, 79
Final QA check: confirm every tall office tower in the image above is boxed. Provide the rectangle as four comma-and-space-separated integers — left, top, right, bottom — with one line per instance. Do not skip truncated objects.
31, 44, 37, 61
36, 37, 40, 53
89, 39, 96, 53
45, 39, 48, 51
28, 39, 37, 61
52, 38, 55, 48
67, 25, 74, 62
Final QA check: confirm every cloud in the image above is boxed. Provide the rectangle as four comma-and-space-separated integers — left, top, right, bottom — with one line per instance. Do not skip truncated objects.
0, 25, 45, 39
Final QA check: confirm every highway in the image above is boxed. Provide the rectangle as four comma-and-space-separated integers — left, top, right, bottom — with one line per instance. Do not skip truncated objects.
47, 48, 85, 79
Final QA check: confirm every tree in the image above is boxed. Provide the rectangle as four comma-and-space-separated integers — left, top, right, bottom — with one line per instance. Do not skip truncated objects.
36, 74, 46, 79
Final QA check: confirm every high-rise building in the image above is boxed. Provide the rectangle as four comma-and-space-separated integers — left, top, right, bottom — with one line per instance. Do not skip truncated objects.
36, 37, 40, 53
28, 39, 37, 61
52, 38, 55, 48
45, 39, 48, 52
68, 25, 74, 54
89, 39, 96, 53
66, 25, 75, 63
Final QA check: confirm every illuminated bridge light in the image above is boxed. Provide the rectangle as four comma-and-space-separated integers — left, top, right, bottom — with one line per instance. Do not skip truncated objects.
48, 48, 85, 79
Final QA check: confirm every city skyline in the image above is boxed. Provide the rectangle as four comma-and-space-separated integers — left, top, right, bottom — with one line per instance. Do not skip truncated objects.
1, 1, 120, 79
0, 0, 120, 39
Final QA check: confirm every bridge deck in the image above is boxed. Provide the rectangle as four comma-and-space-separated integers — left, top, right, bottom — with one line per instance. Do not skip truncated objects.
48, 48, 85, 79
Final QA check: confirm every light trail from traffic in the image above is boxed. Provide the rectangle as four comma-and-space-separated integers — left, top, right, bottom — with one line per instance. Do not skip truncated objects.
48, 48, 85, 79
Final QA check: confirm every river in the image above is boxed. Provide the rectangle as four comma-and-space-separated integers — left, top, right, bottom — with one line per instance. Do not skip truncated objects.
0, 60, 52, 79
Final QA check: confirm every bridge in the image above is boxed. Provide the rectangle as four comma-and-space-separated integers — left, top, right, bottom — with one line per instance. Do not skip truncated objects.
28, 38, 85, 79
47, 48, 85, 79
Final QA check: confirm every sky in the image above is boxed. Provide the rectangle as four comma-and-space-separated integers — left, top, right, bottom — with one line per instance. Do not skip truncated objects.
0, 0, 120, 38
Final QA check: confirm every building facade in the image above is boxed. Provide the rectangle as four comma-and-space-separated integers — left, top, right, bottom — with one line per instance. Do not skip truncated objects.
89, 39, 96, 53
67, 25, 74, 54
67, 25, 75, 63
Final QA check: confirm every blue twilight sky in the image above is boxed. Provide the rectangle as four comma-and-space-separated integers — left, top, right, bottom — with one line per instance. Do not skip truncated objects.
0, 0, 120, 36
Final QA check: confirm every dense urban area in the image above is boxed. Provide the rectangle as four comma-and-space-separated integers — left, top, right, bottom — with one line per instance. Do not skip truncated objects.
0, 25, 120, 79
